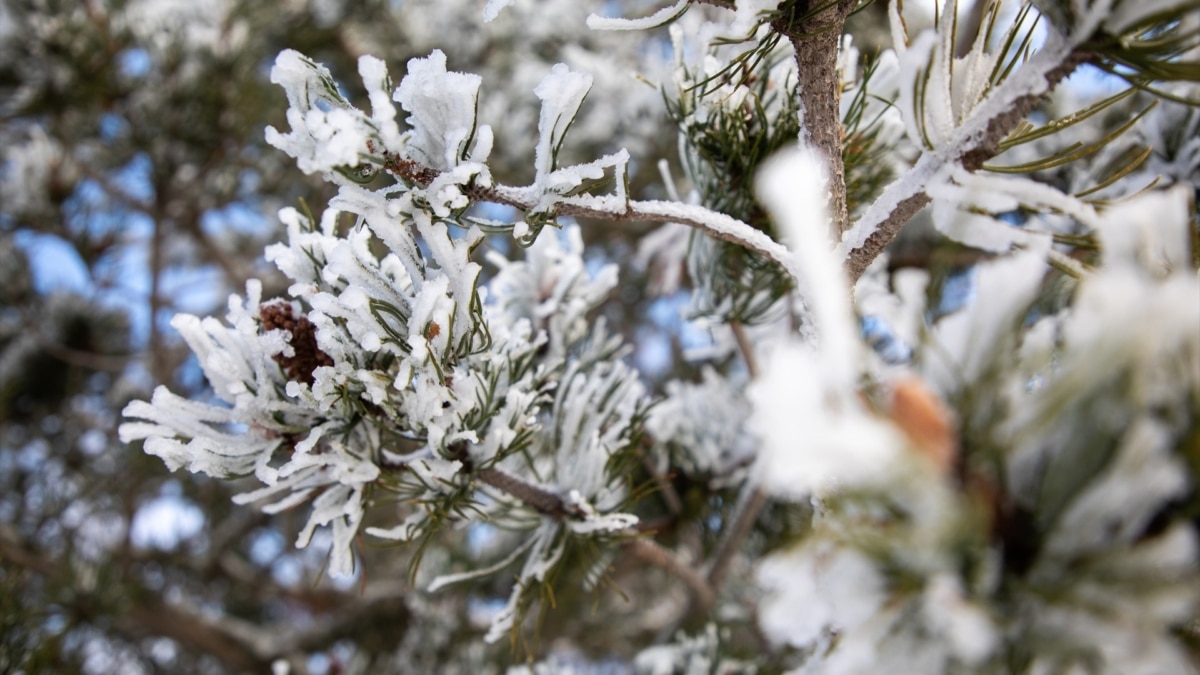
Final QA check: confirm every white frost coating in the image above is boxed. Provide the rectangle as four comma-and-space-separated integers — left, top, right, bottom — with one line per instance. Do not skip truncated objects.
756, 150, 856, 380
838, 153, 948, 256
533, 64, 594, 185
757, 543, 885, 648
841, 11, 1078, 257
647, 368, 755, 479
1091, 186, 1192, 273
365, 511, 429, 542
357, 55, 404, 152
928, 169, 1101, 252
484, 521, 566, 643
889, 0, 910, 55
586, 0, 688, 31
719, 0, 780, 39
394, 50, 489, 170
749, 151, 910, 499
921, 244, 1049, 395
631, 199, 803, 283
265, 50, 369, 175
0, 126, 73, 215
1106, 0, 1191, 33
482, 0, 516, 22
427, 534, 537, 592
1046, 419, 1190, 558
749, 341, 905, 499
552, 360, 643, 508
921, 574, 997, 664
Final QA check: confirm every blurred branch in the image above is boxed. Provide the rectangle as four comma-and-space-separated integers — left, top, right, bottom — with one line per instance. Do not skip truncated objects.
624, 537, 715, 610
1, 524, 411, 673
37, 336, 132, 372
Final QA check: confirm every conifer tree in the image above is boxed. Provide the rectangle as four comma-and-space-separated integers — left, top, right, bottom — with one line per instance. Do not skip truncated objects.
4, 0, 1200, 672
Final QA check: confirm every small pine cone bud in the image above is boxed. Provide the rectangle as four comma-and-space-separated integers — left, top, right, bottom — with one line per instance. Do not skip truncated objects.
259, 301, 334, 386
888, 376, 957, 476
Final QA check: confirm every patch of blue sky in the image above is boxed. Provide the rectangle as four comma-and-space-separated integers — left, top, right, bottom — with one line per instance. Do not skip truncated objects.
98, 113, 129, 143
14, 230, 91, 294
860, 315, 913, 364
158, 258, 227, 317
249, 528, 287, 566
272, 554, 304, 586
117, 47, 152, 79
466, 521, 499, 557
201, 200, 271, 237
634, 329, 672, 377
95, 217, 154, 345
130, 480, 206, 550
935, 267, 976, 319
111, 153, 155, 204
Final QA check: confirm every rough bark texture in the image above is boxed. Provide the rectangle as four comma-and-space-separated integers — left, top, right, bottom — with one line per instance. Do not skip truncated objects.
773, 0, 859, 238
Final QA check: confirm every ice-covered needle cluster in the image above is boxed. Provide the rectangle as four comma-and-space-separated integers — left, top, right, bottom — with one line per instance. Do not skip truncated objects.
121, 49, 647, 640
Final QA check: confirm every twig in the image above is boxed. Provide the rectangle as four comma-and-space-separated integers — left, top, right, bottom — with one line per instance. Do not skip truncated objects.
476, 466, 572, 518
384, 157, 804, 285
451, 447, 718, 610
729, 322, 759, 379
704, 321, 766, 593
38, 337, 133, 372
842, 47, 1093, 280
625, 537, 715, 610
705, 484, 766, 591
642, 448, 684, 517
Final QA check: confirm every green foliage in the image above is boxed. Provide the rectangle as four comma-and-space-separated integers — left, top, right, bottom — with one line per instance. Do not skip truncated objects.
666, 39, 801, 323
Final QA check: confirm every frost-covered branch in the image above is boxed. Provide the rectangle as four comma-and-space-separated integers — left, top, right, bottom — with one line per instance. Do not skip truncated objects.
384, 153, 802, 282
841, 31, 1093, 279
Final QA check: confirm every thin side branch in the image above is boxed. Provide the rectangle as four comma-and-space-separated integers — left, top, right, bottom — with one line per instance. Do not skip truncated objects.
476, 466, 572, 518
450, 449, 718, 611
384, 156, 804, 284
625, 537, 716, 610
730, 322, 760, 379
842, 47, 1093, 280
706, 483, 767, 591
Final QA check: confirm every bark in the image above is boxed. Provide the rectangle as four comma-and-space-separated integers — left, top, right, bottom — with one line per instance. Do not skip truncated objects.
773, 0, 860, 238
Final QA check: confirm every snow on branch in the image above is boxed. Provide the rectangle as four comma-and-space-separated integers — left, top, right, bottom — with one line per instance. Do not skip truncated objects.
839, 0, 1097, 279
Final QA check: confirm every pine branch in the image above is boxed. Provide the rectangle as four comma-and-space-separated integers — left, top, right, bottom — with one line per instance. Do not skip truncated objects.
772, 0, 860, 237
705, 322, 765, 598
842, 47, 1094, 280
705, 485, 767, 591
385, 155, 804, 283
476, 466, 574, 518
452, 448, 719, 609
625, 537, 716, 609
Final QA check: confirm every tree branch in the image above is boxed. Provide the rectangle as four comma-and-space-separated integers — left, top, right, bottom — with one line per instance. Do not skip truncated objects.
842, 47, 1093, 280
625, 537, 715, 610
2, 525, 410, 674
476, 465, 573, 518
384, 156, 804, 284
772, 0, 860, 237
706, 486, 766, 591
